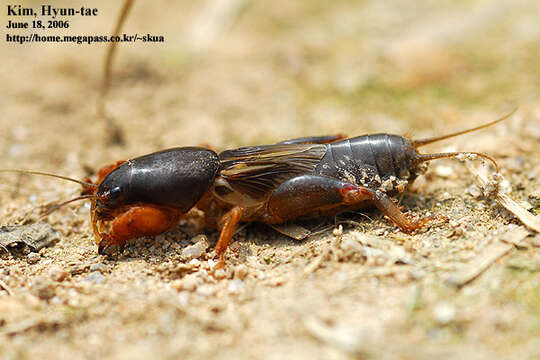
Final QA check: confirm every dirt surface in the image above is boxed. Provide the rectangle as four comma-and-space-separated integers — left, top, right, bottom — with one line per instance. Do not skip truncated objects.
1, 0, 539, 359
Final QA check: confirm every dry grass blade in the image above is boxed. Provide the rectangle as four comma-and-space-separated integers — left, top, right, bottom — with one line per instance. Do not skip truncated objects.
97, 0, 135, 145
303, 230, 342, 275
98, 0, 135, 117
0, 319, 39, 336
303, 246, 331, 276
500, 226, 531, 248
446, 241, 514, 287
0, 278, 13, 296
268, 223, 311, 240
466, 164, 540, 233
304, 317, 365, 354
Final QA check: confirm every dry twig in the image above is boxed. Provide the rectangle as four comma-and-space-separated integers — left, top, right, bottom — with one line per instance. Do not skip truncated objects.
446, 241, 514, 287
304, 317, 365, 354
466, 164, 540, 233
0, 278, 13, 296
98, 0, 135, 118
97, 0, 135, 145
303, 245, 332, 276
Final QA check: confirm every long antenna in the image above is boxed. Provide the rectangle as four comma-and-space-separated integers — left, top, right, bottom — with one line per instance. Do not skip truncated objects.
412, 107, 518, 148
39, 194, 99, 218
0, 169, 98, 188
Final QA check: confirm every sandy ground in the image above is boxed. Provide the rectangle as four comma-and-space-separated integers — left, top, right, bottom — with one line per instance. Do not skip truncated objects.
1, 0, 539, 359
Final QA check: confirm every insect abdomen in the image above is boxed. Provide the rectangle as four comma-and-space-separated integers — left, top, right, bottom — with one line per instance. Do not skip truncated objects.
313, 134, 414, 188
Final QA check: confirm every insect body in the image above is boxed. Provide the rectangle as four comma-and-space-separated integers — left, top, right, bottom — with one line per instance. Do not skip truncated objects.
0, 110, 515, 262
205, 129, 501, 262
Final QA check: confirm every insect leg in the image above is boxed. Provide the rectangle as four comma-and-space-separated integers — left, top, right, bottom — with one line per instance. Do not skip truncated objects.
267, 175, 434, 232
267, 175, 373, 221
215, 206, 243, 266
365, 190, 436, 232
97, 204, 182, 254
276, 134, 347, 145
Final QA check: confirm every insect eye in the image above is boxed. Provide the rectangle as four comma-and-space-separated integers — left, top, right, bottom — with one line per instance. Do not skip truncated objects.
109, 186, 122, 199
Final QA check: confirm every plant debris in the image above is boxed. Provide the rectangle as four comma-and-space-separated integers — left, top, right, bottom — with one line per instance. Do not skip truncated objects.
466, 164, 540, 233
0, 222, 60, 253
446, 241, 515, 287
0, 279, 12, 296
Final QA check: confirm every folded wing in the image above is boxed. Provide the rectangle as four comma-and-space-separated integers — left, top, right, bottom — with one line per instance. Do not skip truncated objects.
218, 144, 328, 200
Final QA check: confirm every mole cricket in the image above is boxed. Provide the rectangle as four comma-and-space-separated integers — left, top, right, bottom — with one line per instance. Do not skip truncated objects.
1, 109, 515, 265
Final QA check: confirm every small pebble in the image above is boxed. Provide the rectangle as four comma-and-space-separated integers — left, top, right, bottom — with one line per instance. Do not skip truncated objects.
182, 240, 208, 260
170, 279, 183, 291
69, 262, 88, 275
24, 293, 41, 307
450, 226, 464, 237
49, 267, 68, 282
435, 165, 454, 179
196, 284, 216, 297
333, 225, 343, 237
84, 272, 105, 284
31, 276, 55, 300
395, 272, 410, 284
50, 296, 62, 305
341, 239, 364, 258
505, 157, 523, 172
529, 190, 540, 201
467, 185, 483, 198
225, 266, 235, 280
171, 264, 194, 276
269, 277, 284, 287
89, 263, 109, 273
209, 301, 226, 313
433, 302, 456, 325
161, 240, 171, 250
182, 275, 199, 291
410, 269, 426, 280
234, 264, 249, 280
213, 269, 226, 279
440, 192, 453, 201
228, 279, 244, 293
178, 292, 189, 307
189, 259, 201, 267
155, 263, 170, 273
67, 296, 80, 307
27, 253, 40, 264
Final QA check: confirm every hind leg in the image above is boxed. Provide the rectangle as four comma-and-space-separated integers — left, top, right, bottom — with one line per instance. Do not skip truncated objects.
267, 175, 435, 232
